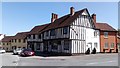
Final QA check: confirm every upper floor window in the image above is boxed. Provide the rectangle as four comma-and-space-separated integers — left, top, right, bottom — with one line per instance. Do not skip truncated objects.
3, 43, 5, 45
19, 39, 21, 43
61, 28, 62, 35
38, 34, 41, 39
23, 39, 26, 43
42, 34, 44, 38
28, 35, 31, 39
15, 39, 17, 42
33, 34, 35, 39
63, 27, 68, 34
104, 32, 108, 38
11, 39, 13, 42
50, 29, 55, 36
46, 31, 49, 36
94, 31, 98, 37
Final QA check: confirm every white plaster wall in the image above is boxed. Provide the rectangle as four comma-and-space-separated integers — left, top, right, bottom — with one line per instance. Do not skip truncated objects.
0, 34, 5, 40
86, 28, 100, 53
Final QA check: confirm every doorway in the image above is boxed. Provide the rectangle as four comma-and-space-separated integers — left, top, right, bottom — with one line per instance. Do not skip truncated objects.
87, 43, 92, 53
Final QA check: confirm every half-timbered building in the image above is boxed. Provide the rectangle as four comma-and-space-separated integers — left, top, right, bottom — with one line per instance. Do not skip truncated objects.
27, 7, 100, 55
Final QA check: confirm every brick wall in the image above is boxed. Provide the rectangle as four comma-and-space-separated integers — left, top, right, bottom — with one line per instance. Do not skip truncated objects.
100, 31, 117, 53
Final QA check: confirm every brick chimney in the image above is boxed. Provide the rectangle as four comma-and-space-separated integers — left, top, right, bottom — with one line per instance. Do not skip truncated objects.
92, 14, 96, 23
70, 7, 75, 16
51, 13, 58, 23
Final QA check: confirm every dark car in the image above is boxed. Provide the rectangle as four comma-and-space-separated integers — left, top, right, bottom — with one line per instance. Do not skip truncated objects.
19, 49, 35, 57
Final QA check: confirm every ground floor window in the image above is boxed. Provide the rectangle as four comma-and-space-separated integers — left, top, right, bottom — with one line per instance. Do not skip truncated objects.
51, 44, 58, 50
57, 41, 61, 45
110, 43, 114, 49
12, 46, 16, 50
36, 43, 41, 50
94, 43, 98, 48
64, 40, 69, 50
6, 48, 8, 50
18, 47, 21, 48
23, 47, 25, 49
104, 43, 108, 49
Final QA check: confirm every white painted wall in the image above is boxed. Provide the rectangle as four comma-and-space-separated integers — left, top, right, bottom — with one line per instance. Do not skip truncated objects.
0, 34, 5, 47
86, 28, 100, 53
70, 10, 100, 54
0, 34, 5, 41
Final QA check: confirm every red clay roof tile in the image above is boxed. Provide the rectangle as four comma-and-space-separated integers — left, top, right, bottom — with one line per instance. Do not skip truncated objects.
1, 36, 14, 42
95, 23, 117, 31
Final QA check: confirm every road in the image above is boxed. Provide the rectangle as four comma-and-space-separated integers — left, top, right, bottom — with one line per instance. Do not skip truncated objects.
1, 53, 118, 66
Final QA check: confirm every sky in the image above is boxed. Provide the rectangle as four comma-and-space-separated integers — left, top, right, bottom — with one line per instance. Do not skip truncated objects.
2, 2, 118, 36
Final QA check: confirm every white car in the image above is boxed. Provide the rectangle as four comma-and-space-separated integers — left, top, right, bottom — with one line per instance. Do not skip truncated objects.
0, 49, 6, 53
13, 48, 22, 55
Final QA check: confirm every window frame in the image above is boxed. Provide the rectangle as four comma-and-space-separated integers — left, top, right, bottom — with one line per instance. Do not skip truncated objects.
14, 39, 17, 43
94, 31, 98, 37
63, 27, 68, 34
23, 39, 26, 43
33, 34, 36, 39
110, 43, 114, 49
51, 42, 58, 50
104, 42, 109, 49
18, 39, 21, 43
38, 34, 41, 39
104, 32, 108, 38
36, 43, 41, 50
94, 43, 98, 48
50, 29, 55, 36
64, 40, 69, 50
46, 31, 49, 37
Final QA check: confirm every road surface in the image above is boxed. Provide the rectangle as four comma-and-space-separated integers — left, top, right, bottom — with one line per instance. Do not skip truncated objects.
1, 53, 118, 66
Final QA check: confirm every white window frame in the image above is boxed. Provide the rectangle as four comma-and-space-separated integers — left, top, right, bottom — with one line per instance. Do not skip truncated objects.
104, 43, 108, 49
110, 43, 114, 49
104, 32, 108, 38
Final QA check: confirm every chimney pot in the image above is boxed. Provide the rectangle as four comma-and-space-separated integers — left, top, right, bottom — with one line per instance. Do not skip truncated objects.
70, 7, 75, 16
92, 14, 96, 23
51, 13, 58, 23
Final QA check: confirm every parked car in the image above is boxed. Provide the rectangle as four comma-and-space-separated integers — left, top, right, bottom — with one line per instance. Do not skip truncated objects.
13, 48, 23, 55
19, 49, 35, 57
0, 49, 6, 53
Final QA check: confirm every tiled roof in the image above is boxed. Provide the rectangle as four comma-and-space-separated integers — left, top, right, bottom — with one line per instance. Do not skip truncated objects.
1, 36, 14, 42
13, 32, 29, 39
28, 23, 49, 35
95, 23, 117, 31
29, 8, 87, 34
41, 8, 87, 32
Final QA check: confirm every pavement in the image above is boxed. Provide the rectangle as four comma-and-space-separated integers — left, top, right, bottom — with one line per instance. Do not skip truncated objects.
1, 53, 118, 66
